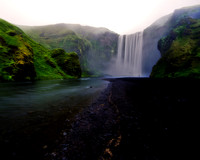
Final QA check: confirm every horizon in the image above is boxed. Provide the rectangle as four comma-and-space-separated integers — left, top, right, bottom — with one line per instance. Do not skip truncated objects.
0, 0, 200, 34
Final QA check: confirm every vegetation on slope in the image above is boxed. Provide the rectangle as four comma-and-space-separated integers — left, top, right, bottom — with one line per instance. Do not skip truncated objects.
151, 17, 200, 78
0, 19, 36, 81
142, 5, 200, 76
20, 25, 92, 56
0, 19, 81, 81
20, 24, 118, 76
51, 49, 81, 78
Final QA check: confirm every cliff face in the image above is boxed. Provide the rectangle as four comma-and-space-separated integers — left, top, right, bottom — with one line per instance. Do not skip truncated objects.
142, 14, 172, 76
20, 24, 118, 76
151, 17, 200, 78
0, 19, 82, 81
142, 5, 200, 76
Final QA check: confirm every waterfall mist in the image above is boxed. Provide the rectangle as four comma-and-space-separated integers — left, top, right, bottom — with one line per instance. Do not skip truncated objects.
110, 32, 143, 77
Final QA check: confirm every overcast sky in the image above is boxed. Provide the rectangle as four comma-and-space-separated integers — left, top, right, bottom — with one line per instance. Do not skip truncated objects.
0, 0, 200, 34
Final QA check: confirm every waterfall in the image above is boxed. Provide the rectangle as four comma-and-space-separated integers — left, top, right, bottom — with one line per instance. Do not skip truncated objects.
115, 32, 143, 77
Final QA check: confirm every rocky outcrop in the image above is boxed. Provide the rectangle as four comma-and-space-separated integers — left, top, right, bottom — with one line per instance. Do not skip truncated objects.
151, 17, 200, 78
142, 5, 200, 76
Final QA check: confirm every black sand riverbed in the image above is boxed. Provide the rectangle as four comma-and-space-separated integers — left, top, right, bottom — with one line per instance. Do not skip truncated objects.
1, 78, 199, 160
46, 78, 199, 160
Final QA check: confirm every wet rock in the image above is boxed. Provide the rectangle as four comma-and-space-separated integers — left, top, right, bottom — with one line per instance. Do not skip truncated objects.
63, 132, 67, 136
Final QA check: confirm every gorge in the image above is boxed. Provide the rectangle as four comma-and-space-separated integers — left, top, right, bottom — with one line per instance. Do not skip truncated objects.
1, 4, 200, 160
1, 5, 200, 80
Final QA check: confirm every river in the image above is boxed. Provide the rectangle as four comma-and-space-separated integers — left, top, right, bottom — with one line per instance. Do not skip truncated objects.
0, 78, 108, 160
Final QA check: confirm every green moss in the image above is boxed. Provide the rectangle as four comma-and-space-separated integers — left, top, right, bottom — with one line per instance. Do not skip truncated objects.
0, 19, 36, 81
51, 49, 81, 78
6, 30, 17, 36
20, 24, 118, 77
174, 25, 186, 34
151, 18, 200, 78
0, 19, 82, 81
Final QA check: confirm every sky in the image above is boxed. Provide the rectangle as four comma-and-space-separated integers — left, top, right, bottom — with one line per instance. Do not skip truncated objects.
0, 0, 200, 34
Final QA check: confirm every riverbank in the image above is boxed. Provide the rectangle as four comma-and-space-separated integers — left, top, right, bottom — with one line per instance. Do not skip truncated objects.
46, 78, 199, 160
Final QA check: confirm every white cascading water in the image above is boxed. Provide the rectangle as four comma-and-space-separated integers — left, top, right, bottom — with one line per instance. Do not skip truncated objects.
115, 32, 143, 77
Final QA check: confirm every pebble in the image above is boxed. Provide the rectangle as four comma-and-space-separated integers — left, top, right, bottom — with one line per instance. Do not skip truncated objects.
63, 147, 68, 151
43, 145, 48, 149
51, 152, 57, 157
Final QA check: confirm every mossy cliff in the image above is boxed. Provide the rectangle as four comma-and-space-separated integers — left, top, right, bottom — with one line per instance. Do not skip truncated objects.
151, 17, 200, 78
0, 19, 81, 81
142, 5, 200, 76
0, 19, 36, 81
